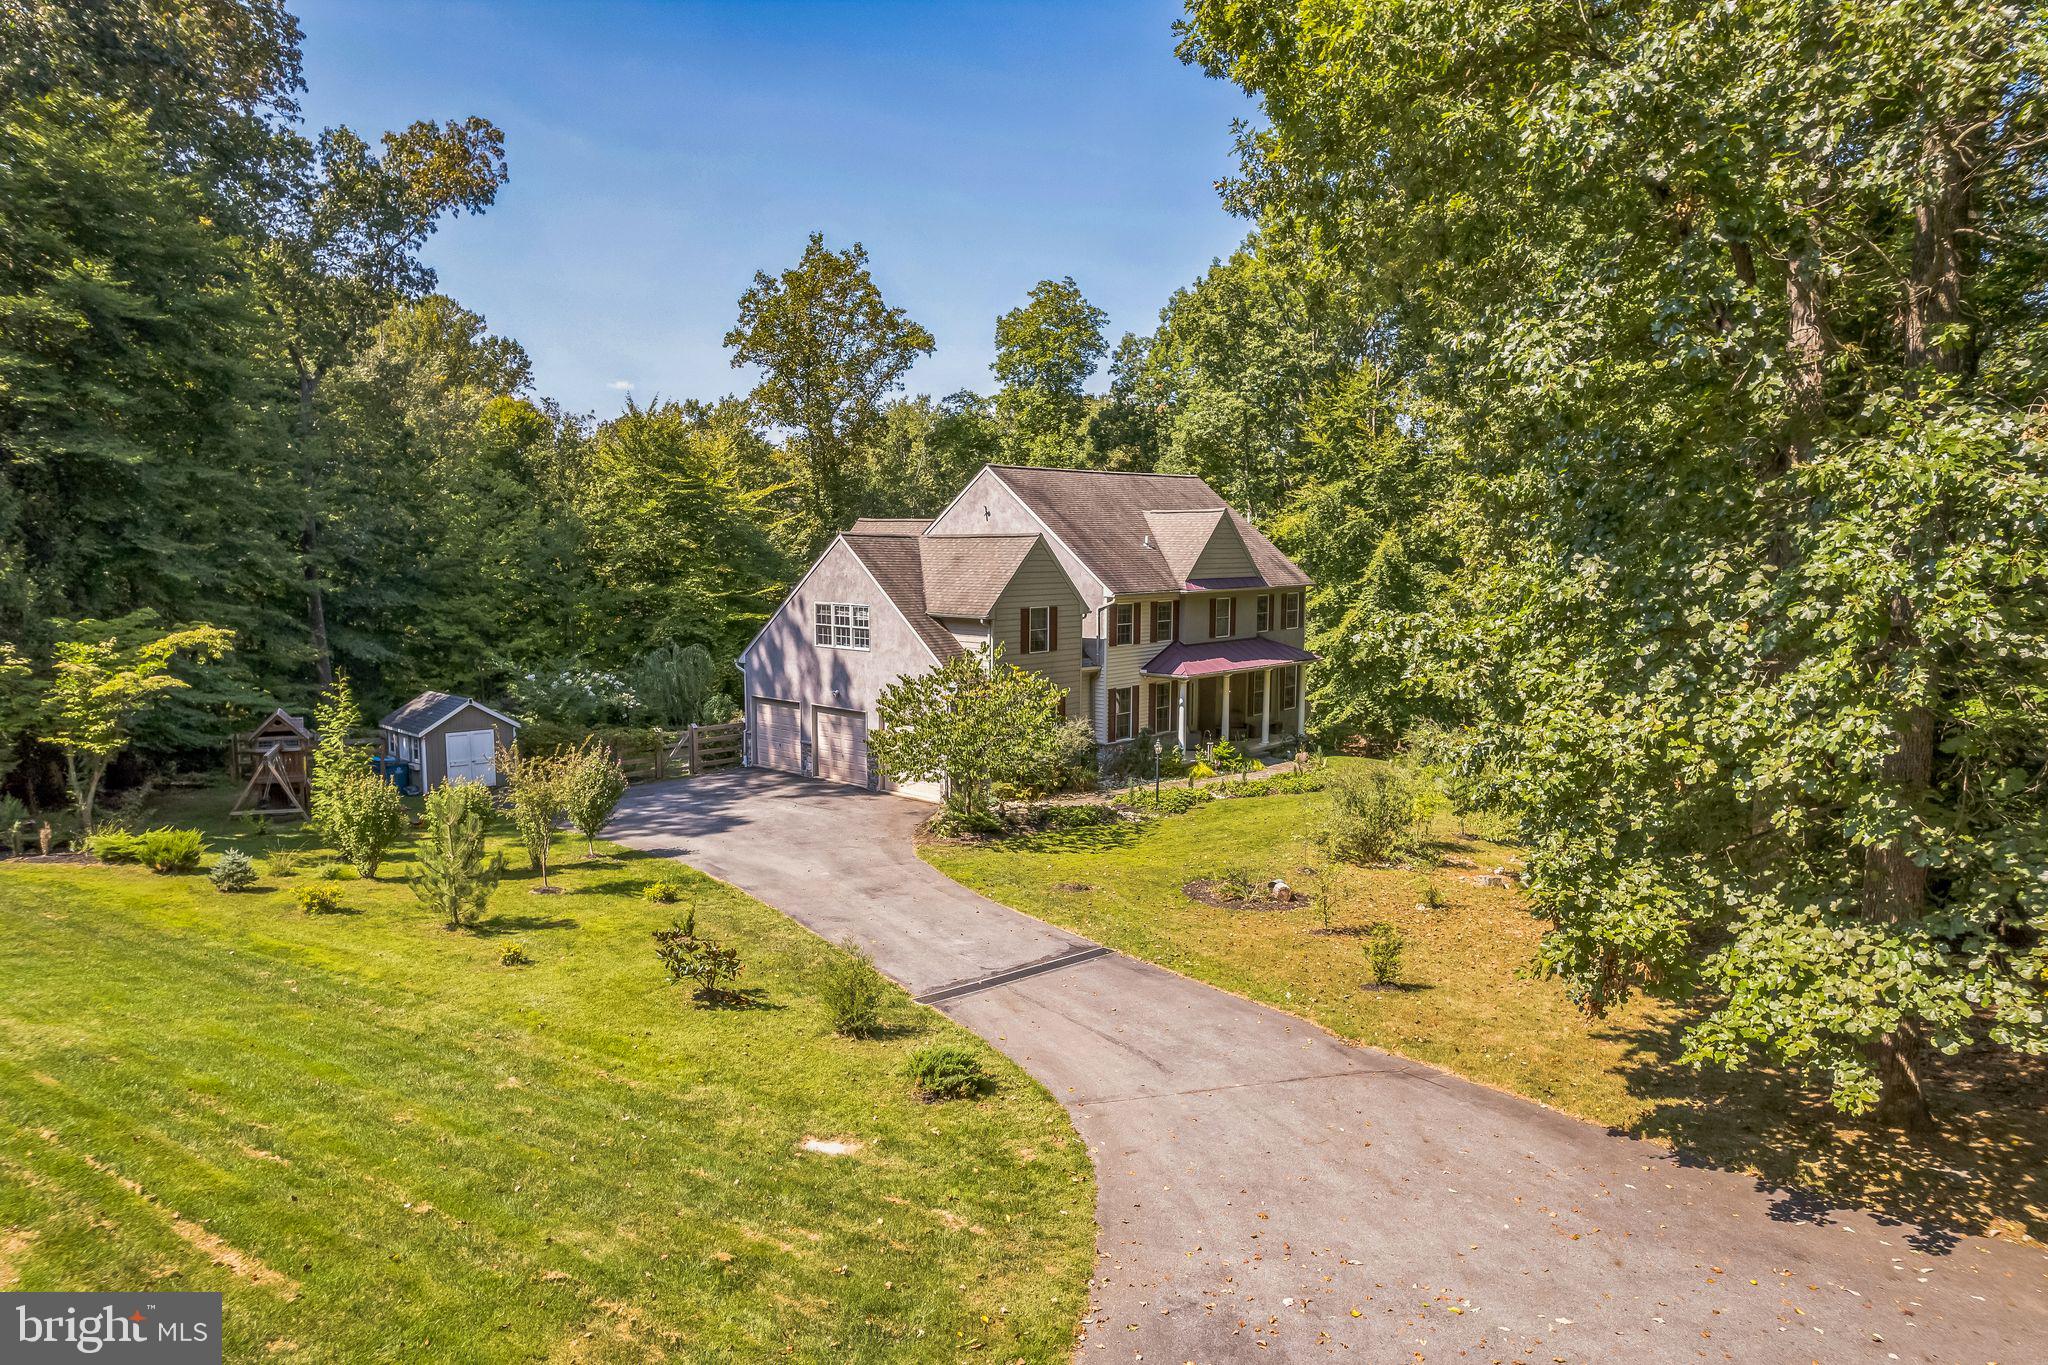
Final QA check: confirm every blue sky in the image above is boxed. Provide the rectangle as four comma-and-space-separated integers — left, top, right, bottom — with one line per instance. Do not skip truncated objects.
295, 0, 1255, 417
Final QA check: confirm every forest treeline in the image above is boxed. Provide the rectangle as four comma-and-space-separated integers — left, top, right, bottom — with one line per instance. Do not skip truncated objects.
0, 3, 1423, 757
5, 1, 2046, 1122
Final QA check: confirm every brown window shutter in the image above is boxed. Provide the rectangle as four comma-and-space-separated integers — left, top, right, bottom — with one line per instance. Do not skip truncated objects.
1050, 606, 1059, 652
1019, 607, 1030, 654
1208, 597, 1216, 638
1174, 599, 1181, 641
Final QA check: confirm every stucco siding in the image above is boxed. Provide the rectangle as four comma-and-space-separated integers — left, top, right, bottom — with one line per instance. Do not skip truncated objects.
740, 538, 938, 775
989, 540, 1086, 712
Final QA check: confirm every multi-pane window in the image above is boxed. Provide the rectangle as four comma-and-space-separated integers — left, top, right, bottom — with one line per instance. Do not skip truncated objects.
1282, 591, 1302, 630
1279, 666, 1299, 710
1151, 682, 1173, 735
1026, 606, 1052, 654
1255, 594, 1271, 633
1212, 596, 1234, 638
1108, 686, 1136, 742
1248, 670, 1267, 718
1113, 603, 1136, 646
813, 602, 871, 649
1151, 600, 1174, 642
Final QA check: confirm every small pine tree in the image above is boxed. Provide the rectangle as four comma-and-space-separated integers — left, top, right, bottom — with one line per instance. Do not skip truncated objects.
562, 741, 628, 856
411, 782, 502, 929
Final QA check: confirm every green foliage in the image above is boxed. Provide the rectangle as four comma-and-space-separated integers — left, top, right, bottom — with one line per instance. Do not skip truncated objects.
816, 942, 888, 1039
86, 830, 142, 864
869, 645, 1067, 822
262, 849, 303, 878
642, 876, 687, 906
499, 943, 534, 967
1361, 923, 1404, 987
209, 849, 258, 893
1316, 766, 1417, 866
725, 233, 935, 542
905, 1045, 990, 1102
561, 741, 628, 855
310, 675, 372, 838
631, 642, 716, 729
134, 826, 204, 875
0, 795, 30, 856
324, 769, 408, 879
37, 614, 232, 833
1003, 717, 1098, 800
651, 917, 744, 1005
1116, 786, 1215, 817
1185, 761, 1216, 783
411, 781, 503, 930
292, 884, 344, 916
992, 276, 1108, 464
1182, 0, 2048, 1118
1212, 865, 1265, 904
499, 746, 569, 889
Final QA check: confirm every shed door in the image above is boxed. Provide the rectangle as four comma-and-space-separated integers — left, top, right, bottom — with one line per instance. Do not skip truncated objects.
446, 729, 497, 786
814, 707, 867, 788
753, 698, 802, 773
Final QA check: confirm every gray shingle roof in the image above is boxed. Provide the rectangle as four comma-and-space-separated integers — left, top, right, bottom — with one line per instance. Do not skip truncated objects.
920, 535, 1038, 618
846, 517, 933, 536
841, 534, 966, 663
986, 465, 1310, 594
380, 691, 473, 736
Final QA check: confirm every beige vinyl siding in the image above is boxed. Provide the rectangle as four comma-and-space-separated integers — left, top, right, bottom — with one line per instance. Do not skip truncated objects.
1100, 595, 1176, 741
989, 539, 1086, 712
1188, 520, 1257, 579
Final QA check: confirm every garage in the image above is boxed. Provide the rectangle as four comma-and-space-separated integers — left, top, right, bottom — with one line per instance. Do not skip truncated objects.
752, 697, 803, 773
813, 706, 868, 788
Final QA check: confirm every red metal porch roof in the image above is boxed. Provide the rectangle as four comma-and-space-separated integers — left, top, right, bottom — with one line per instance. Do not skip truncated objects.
1139, 637, 1318, 679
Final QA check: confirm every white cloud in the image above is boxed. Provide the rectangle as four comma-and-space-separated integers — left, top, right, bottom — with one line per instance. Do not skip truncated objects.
607, 379, 633, 391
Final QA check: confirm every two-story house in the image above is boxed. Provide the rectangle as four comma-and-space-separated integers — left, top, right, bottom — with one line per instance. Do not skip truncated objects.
737, 464, 1314, 796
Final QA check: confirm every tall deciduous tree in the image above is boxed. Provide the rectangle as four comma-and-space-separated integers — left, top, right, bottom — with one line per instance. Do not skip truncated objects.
1182, 0, 2048, 1123
992, 276, 1107, 466
255, 115, 509, 682
725, 234, 934, 543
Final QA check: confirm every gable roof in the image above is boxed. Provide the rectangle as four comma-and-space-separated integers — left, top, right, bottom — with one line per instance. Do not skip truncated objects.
985, 465, 1309, 594
840, 534, 966, 663
379, 691, 520, 737
847, 517, 932, 536
920, 535, 1040, 618
1143, 508, 1225, 582
250, 707, 312, 741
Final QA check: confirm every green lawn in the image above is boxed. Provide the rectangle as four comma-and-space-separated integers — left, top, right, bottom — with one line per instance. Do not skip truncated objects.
0, 787, 1094, 1361
924, 761, 2048, 1246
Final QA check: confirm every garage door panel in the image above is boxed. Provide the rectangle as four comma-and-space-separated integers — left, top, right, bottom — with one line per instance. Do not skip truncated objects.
753, 698, 802, 774
814, 707, 867, 788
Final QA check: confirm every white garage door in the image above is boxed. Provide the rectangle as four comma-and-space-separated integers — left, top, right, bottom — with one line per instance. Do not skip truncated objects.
814, 707, 868, 788
445, 728, 497, 785
752, 697, 802, 773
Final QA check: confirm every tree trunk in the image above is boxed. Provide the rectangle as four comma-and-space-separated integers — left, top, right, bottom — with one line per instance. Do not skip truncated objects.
296, 369, 334, 686
1861, 122, 1973, 1131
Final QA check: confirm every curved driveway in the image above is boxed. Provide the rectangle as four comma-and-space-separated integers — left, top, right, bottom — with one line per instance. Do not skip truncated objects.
614, 769, 2047, 1362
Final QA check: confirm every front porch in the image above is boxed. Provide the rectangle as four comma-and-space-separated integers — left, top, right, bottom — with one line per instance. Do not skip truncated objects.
1140, 637, 1316, 754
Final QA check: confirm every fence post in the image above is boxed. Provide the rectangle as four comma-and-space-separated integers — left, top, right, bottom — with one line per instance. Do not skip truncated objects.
653, 741, 665, 783
687, 723, 701, 777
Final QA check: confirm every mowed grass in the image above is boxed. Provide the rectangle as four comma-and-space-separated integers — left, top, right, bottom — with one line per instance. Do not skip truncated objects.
924, 760, 2048, 1245
0, 794, 1094, 1361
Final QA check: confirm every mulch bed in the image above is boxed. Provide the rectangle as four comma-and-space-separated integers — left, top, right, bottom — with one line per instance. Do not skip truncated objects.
1182, 878, 1310, 913
5, 852, 92, 865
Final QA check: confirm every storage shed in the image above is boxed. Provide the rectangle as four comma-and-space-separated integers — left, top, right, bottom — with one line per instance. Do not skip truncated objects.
378, 692, 520, 789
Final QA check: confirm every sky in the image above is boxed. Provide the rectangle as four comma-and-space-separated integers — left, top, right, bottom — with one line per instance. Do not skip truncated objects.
294, 0, 1257, 418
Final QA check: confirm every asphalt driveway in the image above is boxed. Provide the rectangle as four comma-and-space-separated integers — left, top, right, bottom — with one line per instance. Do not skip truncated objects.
613, 769, 2048, 1362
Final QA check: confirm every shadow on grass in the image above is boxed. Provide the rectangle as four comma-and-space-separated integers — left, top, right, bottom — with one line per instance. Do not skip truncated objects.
1007, 822, 1143, 855
685, 987, 779, 1011
472, 913, 579, 937
1600, 1010, 2048, 1250
582, 876, 679, 898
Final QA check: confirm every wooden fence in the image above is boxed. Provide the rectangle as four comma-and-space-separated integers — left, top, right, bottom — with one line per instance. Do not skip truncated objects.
610, 722, 746, 785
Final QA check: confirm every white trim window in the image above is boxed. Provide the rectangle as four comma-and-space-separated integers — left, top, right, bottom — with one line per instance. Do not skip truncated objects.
1282, 591, 1302, 631
1027, 605, 1052, 654
813, 601, 871, 650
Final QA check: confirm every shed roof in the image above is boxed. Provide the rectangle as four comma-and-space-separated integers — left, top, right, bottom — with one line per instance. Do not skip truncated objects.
1139, 637, 1319, 679
379, 691, 520, 737
985, 465, 1310, 595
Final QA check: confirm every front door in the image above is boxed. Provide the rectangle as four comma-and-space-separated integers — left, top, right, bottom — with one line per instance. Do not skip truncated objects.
445, 728, 497, 785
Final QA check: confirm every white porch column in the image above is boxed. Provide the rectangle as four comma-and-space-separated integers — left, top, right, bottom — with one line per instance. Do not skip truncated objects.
1221, 673, 1232, 742
1260, 666, 1273, 748
1175, 678, 1189, 751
